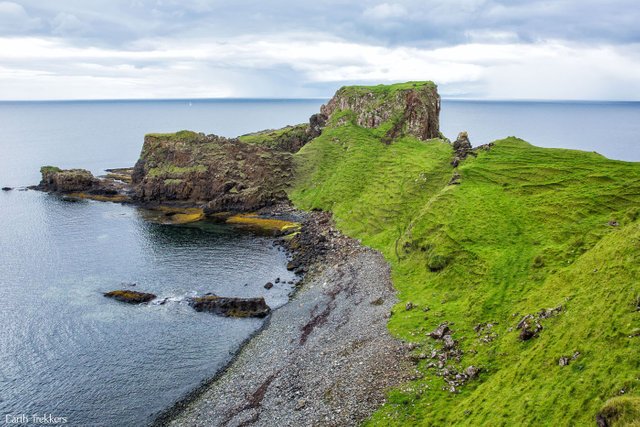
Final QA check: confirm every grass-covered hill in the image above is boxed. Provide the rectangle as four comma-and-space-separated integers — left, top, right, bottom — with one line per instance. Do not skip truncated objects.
287, 84, 640, 425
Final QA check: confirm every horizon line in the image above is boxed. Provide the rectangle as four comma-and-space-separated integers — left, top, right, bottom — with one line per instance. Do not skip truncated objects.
0, 97, 639, 103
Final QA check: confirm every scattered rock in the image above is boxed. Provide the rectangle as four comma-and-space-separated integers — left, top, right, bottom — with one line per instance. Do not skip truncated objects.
465, 365, 480, 379
189, 295, 271, 318
448, 171, 461, 185
264, 282, 274, 290
429, 323, 451, 339
370, 297, 384, 306
104, 290, 156, 304
517, 314, 543, 341
538, 305, 563, 319
608, 220, 620, 227
405, 302, 414, 311
559, 356, 570, 366
295, 399, 306, 411
442, 334, 456, 350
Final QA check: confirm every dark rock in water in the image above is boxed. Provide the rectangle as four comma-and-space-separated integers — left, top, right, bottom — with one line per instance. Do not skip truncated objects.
264, 282, 274, 290
35, 165, 130, 202
275, 277, 280, 283
189, 295, 271, 318
104, 290, 156, 304
1, 187, 12, 191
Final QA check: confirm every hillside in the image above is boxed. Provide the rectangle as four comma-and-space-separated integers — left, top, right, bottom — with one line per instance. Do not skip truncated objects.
289, 84, 640, 425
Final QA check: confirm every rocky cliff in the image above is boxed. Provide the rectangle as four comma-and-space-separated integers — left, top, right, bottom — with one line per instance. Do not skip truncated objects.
320, 81, 440, 142
37, 82, 442, 214
131, 131, 294, 212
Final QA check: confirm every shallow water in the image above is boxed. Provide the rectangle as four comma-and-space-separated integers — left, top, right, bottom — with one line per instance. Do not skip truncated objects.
0, 97, 638, 426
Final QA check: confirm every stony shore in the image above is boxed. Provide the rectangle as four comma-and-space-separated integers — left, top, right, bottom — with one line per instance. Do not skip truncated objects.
155, 211, 416, 427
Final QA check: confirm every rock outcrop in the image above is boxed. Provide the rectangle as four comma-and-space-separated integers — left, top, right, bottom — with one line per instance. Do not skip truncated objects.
320, 81, 440, 142
189, 295, 271, 318
104, 290, 157, 304
38, 166, 98, 193
36, 166, 131, 201
131, 131, 294, 212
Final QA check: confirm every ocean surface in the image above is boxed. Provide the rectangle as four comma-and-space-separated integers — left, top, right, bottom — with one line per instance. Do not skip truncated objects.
0, 98, 639, 426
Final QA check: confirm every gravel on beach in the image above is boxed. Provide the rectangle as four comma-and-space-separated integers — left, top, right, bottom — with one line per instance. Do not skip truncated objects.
162, 212, 416, 426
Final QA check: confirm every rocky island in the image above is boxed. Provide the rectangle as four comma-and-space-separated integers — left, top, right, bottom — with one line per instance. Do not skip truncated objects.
36, 81, 640, 426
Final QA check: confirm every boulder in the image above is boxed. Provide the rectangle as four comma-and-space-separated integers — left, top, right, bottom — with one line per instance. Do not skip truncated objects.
104, 290, 156, 304
429, 323, 451, 339
189, 295, 271, 318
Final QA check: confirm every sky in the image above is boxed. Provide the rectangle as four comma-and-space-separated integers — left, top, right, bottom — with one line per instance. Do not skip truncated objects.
1, 0, 639, 100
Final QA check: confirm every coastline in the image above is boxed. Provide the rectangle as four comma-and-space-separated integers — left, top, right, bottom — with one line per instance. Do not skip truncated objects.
154, 211, 416, 426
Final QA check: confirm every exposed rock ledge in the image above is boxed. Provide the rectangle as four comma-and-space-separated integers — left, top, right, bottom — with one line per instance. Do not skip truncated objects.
154, 212, 416, 427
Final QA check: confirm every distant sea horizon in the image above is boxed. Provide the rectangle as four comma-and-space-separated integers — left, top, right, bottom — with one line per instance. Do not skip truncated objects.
1, 97, 638, 103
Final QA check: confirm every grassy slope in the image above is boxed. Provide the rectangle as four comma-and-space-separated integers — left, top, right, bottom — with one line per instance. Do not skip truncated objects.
290, 120, 640, 425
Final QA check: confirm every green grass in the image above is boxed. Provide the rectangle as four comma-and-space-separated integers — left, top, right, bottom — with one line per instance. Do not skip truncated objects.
289, 122, 640, 425
238, 124, 309, 151
340, 81, 437, 97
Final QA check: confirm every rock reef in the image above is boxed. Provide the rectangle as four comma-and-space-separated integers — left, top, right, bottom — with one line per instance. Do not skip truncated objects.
189, 295, 271, 318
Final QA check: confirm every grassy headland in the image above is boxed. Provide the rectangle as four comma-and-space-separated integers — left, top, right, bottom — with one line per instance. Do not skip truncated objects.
289, 85, 640, 425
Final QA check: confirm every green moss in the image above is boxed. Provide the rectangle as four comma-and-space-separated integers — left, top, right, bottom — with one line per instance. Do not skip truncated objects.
598, 396, 640, 426
145, 130, 200, 141
289, 114, 640, 425
40, 165, 62, 174
339, 81, 437, 97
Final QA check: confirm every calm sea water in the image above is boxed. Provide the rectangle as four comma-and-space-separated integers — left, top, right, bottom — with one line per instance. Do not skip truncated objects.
0, 98, 639, 426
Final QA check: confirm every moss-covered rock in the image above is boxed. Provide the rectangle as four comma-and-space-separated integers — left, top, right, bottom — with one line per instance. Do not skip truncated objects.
131, 131, 294, 212
104, 290, 156, 304
38, 166, 98, 193
597, 396, 640, 427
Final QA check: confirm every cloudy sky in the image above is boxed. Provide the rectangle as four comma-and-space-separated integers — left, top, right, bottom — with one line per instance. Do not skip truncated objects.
1, 0, 639, 100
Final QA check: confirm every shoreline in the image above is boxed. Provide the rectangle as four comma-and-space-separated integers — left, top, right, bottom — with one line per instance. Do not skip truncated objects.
154, 210, 416, 426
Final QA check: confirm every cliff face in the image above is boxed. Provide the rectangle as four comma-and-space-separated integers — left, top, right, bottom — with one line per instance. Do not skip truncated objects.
131, 131, 293, 212
117, 82, 440, 212
320, 81, 440, 142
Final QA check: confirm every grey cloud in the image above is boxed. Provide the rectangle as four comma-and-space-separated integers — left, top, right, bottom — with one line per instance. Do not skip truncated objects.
7, 0, 639, 48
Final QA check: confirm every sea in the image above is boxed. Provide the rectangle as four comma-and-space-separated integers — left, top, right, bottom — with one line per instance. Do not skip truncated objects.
0, 98, 638, 426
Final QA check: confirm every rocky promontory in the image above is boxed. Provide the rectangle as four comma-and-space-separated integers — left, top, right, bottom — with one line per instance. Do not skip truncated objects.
320, 81, 440, 142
